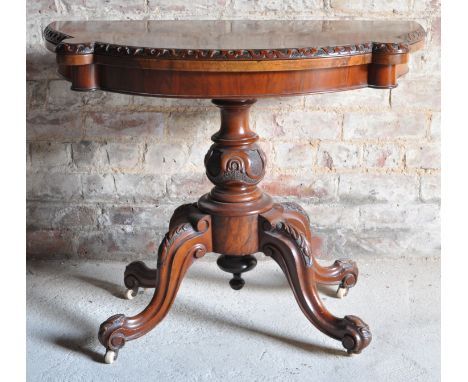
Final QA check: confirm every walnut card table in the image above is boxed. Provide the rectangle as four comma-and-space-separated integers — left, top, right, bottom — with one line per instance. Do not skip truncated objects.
44, 20, 425, 364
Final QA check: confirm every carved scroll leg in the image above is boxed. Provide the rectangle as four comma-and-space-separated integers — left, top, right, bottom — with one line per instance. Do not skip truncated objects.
277, 202, 359, 298
259, 206, 371, 354
98, 204, 212, 363
313, 259, 358, 286
123, 261, 158, 300
314, 259, 359, 298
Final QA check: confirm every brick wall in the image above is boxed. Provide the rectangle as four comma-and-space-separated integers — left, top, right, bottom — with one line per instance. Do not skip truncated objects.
26, 1, 441, 260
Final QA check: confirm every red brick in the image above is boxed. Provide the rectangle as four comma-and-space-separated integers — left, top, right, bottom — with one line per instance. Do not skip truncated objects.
429, 17, 441, 47
60, 0, 146, 15
104, 205, 173, 229
27, 230, 74, 258
114, 174, 166, 202
391, 80, 441, 111
263, 174, 337, 201
82, 174, 116, 201
76, 229, 162, 259
420, 174, 440, 202
343, 112, 428, 140
27, 203, 99, 229
330, 0, 411, 13
149, 0, 211, 13
166, 111, 219, 139
47, 80, 83, 110
363, 144, 401, 168
82, 90, 132, 109
274, 111, 342, 140
231, 1, 322, 13
71, 141, 108, 170
252, 111, 286, 139
132, 96, 211, 109
27, 0, 58, 16
305, 88, 390, 110
302, 204, 360, 229
84, 112, 164, 138
413, 0, 440, 14
339, 174, 419, 203
27, 110, 82, 141
430, 112, 440, 141
405, 143, 440, 169
167, 173, 212, 200
360, 203, 440, 229
274, 142, 316, 169
26, 50, 60, 81
144, 142, 189, 174
317, 142, 361, 169
27, 80, 47, 110
106, 142, 141, 169
27, 172, 82, 201
29, 142, 70, 168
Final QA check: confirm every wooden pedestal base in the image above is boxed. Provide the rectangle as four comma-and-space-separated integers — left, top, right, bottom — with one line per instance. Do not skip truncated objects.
98, 100, 371, 362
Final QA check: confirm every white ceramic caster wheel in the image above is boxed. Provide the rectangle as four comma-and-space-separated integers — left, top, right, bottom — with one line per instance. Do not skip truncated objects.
104, 350, 116, 364
125, 288, 137, 300
336, 286, 348, 299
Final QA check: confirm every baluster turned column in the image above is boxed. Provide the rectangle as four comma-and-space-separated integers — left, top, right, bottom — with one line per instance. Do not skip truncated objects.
198, 99, 273, 288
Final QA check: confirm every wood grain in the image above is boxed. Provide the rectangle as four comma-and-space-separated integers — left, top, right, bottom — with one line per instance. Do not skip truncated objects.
45, 20, 425, 95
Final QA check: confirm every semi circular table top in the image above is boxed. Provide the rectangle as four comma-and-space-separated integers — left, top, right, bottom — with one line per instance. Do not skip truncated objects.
44, 20, 425, 98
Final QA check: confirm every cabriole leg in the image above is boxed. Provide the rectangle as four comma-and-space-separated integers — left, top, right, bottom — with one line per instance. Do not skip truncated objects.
259, 204, 372, 354
278, 202, 359, 298
98, 204, 212, 363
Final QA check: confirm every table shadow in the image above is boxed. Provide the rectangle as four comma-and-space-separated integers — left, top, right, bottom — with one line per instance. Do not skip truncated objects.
73, 275, 126, 299
27, 287, 105, 364
185, 263, 289, 290
70, 263, 340, 304
27, 260, 344, 363
173, 296, 344, 356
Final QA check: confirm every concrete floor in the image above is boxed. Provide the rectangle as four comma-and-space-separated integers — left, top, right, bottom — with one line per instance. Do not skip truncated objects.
27, 255, 440, 382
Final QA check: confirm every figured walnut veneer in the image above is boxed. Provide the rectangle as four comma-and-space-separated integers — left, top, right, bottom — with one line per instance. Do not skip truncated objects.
43, 20, 425, 361
45, 20, 424, 95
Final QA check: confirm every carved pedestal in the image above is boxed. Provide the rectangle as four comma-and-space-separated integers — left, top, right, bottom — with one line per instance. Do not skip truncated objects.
98, 99, 371, 361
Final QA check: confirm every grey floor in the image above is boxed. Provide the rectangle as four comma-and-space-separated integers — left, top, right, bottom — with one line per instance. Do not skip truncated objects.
27, 255, 440, 382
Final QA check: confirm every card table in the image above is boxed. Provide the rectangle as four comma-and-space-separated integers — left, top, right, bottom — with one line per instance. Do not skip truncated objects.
44, 20, 425, 363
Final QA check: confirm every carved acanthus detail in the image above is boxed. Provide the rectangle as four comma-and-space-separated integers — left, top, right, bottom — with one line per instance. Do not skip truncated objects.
281, 202, 310, 223
157, 223, 193, 267
44, 23, 425, 60
270, 221, 313, 267
372, 42, 409, 54
57, 42, 94, 54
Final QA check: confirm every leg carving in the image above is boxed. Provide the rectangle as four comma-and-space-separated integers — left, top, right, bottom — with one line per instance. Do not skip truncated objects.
259, 204, 371, 354
99, 204, 212, 362
279, 202, 359, 295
